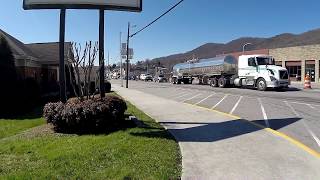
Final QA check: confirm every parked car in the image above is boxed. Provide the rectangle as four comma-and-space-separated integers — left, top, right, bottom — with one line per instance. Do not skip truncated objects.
140, 74, 146, 80
155, 75, 168, 82
145, 74, 153, 81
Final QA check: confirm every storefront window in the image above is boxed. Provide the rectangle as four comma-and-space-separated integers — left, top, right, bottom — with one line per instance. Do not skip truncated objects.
305, 60, 315, 82
286, 61, 302, 81
275, 61, 282, 67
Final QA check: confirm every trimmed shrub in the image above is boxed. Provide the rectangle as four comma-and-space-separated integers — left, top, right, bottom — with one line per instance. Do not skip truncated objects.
43, 95, 127, 134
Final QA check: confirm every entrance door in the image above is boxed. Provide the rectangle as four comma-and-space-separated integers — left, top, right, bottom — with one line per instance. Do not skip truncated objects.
306, 68, 315, 82
306, 61, 315, 82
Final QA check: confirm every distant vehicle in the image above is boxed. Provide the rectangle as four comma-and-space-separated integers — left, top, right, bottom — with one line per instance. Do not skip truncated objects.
171, 55, 289, 91
123, 75, 136, 80
140, 74, 146, 80
155, 74, 167, 82
145, 74, 153, 81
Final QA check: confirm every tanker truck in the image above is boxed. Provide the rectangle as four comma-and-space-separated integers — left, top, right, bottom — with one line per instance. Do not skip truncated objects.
171, 55, 290, 91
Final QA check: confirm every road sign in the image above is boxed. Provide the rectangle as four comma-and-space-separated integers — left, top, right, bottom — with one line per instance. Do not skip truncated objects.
121, 43, 134, 59
23, 0, 142, 11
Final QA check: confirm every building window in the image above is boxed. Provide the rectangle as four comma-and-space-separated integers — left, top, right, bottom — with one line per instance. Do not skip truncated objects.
275, 61, 282, 67
306, 60, 315, 82
286, 61, 302, 81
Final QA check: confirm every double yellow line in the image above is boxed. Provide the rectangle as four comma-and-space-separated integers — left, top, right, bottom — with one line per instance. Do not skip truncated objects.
185, 102, 320, 159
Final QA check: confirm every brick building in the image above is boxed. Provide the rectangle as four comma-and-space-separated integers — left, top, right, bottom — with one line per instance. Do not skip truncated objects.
0, 29, 71, 91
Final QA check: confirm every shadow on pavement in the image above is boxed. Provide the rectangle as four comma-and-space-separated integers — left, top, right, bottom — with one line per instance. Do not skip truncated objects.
130, 118, 300, 142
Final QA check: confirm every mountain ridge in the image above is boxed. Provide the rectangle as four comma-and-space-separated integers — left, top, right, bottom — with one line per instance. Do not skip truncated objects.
150, 28, 320, 69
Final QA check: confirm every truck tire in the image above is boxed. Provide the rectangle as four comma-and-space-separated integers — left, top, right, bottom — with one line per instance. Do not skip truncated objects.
183, 79, 190, 84
257, 78, 267, 91
210, 78, 218, 87
172, 78, 177, 84
218, 77, 226, 88
177, 79, 182, 84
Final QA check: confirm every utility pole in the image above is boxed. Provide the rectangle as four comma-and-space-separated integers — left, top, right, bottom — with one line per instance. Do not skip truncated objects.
120, 32, 123, 87
126, 22, 130, 88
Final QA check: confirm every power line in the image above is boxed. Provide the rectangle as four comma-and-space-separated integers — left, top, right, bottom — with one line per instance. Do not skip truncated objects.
130, 0, 185, 38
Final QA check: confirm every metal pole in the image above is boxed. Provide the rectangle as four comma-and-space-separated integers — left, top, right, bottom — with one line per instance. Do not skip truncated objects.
107, 51, 110, 79
242, 43, 252, 54
120, 32, 123, 87
126, 22, 130, 88
99, 9, 105, 98
59, 9, 67, 103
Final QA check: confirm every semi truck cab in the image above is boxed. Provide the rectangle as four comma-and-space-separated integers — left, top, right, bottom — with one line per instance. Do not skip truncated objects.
237, 55, 290, 90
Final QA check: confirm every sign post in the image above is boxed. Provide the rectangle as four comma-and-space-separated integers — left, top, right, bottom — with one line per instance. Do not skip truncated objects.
59, 8, 67, 102
23, 0, 142, 101
99, 9, 105, 98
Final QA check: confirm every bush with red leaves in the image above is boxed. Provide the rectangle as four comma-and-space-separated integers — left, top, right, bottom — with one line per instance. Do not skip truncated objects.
43, 95, 127, 134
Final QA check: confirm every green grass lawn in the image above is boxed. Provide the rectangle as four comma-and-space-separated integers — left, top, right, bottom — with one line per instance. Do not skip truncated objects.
0, 109, 45, 139
0, 98, 181, 179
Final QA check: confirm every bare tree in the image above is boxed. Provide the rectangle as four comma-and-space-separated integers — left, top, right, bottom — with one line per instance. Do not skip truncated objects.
68, 41, 98, 101
83, 41, 98, 99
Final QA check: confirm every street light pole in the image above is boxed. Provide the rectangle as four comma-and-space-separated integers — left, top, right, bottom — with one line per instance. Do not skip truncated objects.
242, 42, 252, 55
126, 22, 130, 88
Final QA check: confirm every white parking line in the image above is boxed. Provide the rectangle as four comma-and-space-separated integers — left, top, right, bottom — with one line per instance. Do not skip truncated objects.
285, 101, 320, 148
175, 92, 192, 99
182, 93, 202, 102
168, 89, 189, 98
258, 98, 270, 128
211, 94, 228, 109
194, 93, 215, 105
229, 96, 243, 114
308, 104, 316, 109
289, 101, 320, 108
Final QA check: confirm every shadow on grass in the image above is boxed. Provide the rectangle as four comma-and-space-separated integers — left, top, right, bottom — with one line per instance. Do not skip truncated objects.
130, 117, 300, 142
0, 106, 43, 120
125, 113, 176, 140
52, 114, 138, 136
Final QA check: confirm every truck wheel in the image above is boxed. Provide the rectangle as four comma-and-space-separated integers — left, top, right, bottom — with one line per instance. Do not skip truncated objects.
177, 79, 182, 84
210, 78, 218, 87
257, 78, 267, 91
218, 77, 226, 88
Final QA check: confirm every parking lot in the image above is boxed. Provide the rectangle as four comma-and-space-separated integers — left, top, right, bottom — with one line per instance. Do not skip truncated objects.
112, 80, 320, 153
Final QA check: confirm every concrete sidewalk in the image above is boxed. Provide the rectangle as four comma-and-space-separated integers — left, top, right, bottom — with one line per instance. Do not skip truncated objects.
290, 81, 320, 90
113, 84, 320, 180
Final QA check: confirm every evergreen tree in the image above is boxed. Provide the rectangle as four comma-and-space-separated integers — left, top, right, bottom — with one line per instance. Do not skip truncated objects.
0, 35, 18, 115
0, 36, 17, 84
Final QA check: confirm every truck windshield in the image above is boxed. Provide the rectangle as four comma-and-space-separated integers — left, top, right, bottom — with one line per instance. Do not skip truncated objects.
256, 57, 275, 65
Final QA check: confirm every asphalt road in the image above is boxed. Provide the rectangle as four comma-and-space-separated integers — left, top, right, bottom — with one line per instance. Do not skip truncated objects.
111, 80, 320, 153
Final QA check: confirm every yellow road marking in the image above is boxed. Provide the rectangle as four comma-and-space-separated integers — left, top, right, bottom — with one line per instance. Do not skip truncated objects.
185, 102, 320, 159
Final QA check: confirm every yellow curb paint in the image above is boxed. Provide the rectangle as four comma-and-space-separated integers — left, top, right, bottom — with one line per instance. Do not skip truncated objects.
185, 102, 320, 159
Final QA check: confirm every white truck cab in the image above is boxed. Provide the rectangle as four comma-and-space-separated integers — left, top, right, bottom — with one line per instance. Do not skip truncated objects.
237, 55, 290, 90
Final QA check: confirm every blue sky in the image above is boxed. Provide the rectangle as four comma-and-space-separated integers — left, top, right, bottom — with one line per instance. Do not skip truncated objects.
1, 0, 320, 65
